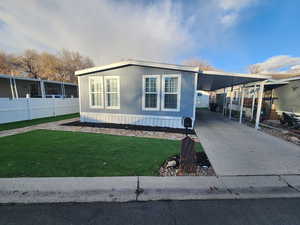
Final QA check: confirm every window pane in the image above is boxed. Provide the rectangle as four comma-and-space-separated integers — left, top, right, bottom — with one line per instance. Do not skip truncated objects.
145, 78, 157, 92
91, 93, 102, 106
91, 93, 95, 106
96, 93, 102, 106
145, 93, 157, 108
90, 79, 95, 92
164, 94, 177, 109
107, 93, 118, 107
165, 77, 178, 93
95, 80, 102, 92
106, 78, 118, 92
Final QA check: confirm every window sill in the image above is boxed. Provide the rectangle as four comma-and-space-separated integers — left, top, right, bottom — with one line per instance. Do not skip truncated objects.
142, 108, 160, 111
161, 108, 180, 112
90, 105, 104, 109
105, 106, 120, 110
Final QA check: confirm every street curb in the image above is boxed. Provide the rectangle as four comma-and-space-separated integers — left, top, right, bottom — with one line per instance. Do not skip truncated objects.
0, 176, 300, 204
0, 177, 137, 203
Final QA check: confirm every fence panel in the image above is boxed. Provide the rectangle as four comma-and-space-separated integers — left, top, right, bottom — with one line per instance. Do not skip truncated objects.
0, 98, 79, 124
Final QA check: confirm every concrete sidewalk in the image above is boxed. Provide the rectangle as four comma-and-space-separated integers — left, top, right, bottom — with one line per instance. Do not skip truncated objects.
1, 176, 300, 203
195, 110, 300, 176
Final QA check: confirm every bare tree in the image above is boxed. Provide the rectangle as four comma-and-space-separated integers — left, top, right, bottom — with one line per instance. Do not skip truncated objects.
0, 51, 20, 75
248, 64, 261, 74
38, 52, 61, 80
57, 49, 94, 82
17, 49, 41, 78
182, 58, 216, 71
0, 49, 94, 82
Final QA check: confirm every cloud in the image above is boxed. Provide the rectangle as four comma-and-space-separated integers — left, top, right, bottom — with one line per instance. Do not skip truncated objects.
220, 13, 238, 26
217, 0, 257, 26
218, 0, 257, 11
251, 55, 300, 74
0, 0, 259, 66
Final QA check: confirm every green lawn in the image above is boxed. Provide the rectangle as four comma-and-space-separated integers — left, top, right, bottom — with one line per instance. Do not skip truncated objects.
0, 113, 79, 131
0, 130, 203, 177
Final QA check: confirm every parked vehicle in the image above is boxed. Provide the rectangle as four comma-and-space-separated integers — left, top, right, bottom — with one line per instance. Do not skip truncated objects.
280, 112, 300, 129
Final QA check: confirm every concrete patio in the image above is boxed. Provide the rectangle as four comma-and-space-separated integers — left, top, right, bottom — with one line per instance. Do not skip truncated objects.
195, 110, 300, 176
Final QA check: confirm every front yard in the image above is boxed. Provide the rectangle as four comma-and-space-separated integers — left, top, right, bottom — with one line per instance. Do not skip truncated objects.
0, 130, 203, 177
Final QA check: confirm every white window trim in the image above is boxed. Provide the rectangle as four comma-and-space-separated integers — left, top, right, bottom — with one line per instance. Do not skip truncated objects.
104, 76, 120, 109
88, 76, 104, 109
142, 75, 160, 111
161, 74, 181, 112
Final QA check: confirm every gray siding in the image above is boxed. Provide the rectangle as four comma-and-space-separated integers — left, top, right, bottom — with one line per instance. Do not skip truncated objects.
274, 79, 300, 113
79, 66, 195, 118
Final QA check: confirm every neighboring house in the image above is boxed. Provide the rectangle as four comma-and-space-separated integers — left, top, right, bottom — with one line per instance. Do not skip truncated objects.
196, 91, 209, 108
0, 74, 78, 98
75, 60, 268, 129
266, 76, 300, 117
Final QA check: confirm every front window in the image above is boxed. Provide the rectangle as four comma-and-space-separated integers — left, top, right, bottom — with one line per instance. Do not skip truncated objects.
89, 76, 103, 108
104, 76, 120, 109
162, 75, 181, 111
143, 75, 160, 110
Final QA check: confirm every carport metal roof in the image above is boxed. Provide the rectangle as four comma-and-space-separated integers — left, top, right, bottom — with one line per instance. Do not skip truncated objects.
197, 70, 270, 91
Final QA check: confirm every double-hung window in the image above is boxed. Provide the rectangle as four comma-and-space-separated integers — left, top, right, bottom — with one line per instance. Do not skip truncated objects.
89, 76, 104, 108
104, 76, 120, 109
142, 75, 160, 110
162, 74, 181, 111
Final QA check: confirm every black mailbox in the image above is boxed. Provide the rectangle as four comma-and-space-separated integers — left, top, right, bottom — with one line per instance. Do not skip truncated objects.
182, 117, 192, 128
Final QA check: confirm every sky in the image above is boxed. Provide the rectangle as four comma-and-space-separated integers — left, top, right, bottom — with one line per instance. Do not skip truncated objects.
0, 0, 300, 73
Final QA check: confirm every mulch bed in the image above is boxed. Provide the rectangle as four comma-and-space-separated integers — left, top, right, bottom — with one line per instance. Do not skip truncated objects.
62, 121, 196, 135
159, 152, 215, 176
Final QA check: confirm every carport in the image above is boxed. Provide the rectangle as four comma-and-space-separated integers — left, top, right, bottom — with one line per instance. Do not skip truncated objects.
195, 71, 300, 176
196, 70, 270, 129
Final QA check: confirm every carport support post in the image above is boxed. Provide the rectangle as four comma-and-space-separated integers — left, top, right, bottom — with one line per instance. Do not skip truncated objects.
251, 85, 257, 121
40, 80, 46, 98
9, 78, 15, 99
229, 88, 233, 120
239, 87, 245, 124
255, 82, 264, 129
223, 88, 226, 116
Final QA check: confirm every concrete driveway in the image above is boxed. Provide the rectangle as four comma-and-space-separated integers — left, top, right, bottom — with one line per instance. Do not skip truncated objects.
195, 110, 300, 176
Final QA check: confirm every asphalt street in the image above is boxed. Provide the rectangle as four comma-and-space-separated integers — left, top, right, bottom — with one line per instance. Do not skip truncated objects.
1, 198, 300, 225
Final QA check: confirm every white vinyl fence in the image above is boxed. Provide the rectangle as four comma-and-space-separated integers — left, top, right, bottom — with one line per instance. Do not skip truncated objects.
0, 98, 79, 124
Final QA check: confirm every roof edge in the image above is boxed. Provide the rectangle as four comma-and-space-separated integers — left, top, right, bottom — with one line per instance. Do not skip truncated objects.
75, 60, 199, 76
201, 70, 271, 80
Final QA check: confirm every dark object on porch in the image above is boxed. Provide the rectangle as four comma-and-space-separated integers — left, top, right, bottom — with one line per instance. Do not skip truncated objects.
62, 121, 196, 134
209, 103, 218, 112
280, 112, 300, 129
179, 136, 197, 174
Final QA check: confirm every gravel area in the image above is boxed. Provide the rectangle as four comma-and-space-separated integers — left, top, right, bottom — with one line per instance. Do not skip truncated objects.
159, 152, 216, 176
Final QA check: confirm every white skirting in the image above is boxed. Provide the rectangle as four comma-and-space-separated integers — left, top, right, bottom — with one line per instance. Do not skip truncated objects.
80, 112, 185, 128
